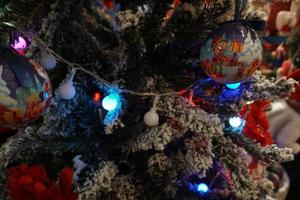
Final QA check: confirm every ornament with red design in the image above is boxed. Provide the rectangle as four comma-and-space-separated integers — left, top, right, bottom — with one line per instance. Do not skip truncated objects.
200, 22, 263, 84
0, 47, 51, 131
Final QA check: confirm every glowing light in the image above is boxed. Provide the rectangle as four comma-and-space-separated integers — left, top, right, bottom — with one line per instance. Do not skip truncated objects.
93, 92, 102, 102
11, 36, 27, 50
102, 94, 118, 111
197, 183, 209, 193
229, 116, 242, 128
246, 101, 254, 105
226, 82, 241, 90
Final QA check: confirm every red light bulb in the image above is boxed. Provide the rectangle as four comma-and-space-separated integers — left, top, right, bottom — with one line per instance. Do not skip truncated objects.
93, 92, 102, 102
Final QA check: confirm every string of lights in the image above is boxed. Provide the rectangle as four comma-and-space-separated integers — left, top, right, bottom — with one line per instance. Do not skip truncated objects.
37, 37, 197, 98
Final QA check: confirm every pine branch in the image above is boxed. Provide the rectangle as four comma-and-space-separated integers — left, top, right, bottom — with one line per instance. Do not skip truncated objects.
213, 135, 258, 200
244, 71, 295, 101
0, 131, 98, 168
228, 133, 294, 164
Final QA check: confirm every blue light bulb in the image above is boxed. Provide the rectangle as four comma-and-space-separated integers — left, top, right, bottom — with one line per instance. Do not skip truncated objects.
102, 94, 118, 111
197, 183, 209, 193
226, 82, 241, 90
229, 116, 242, 128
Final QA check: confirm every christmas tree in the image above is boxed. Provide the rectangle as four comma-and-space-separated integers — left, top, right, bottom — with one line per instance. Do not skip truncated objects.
0, 1, 296, 200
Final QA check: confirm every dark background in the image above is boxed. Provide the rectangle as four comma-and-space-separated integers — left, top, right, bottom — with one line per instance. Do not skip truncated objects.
283, 154, 300, 200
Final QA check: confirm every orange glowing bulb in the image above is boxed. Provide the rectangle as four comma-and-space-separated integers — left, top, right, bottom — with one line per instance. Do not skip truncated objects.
93, 92, 102, 102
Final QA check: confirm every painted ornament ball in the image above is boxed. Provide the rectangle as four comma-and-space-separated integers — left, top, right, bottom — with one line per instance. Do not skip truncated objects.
0, 48, 52, 130
200, 22, 263, 84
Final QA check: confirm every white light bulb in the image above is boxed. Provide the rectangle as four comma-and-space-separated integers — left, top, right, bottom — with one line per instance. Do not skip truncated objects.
58, 83, 76, 100
229, 116, 242, 128
58, 69, 76, 100
144, 108, 159, 127
102, 95, 118, 111
197, 183, 209, 193
40, 52, 57, 70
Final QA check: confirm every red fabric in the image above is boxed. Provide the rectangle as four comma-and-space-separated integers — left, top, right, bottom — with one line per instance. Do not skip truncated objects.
173, 0, 181, 6
296, 16, 300, 27
240, 100, 274, 146
103, 0, 113, 9
280, 24, 292, 33
279, 59, 292, 77
59, 168, 78, 200
0, 127, 13, 133
8, 164, 78, 200
287, 69, 300, 101
263, 43, 276, 51
266, 2, 291, 35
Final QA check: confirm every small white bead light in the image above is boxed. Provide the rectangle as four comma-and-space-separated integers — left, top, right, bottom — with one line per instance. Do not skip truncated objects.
58, 69, 76, 100
197, 183, 209, 194
40, 51, 57, 70
144, 107, 159, 127
229, 116, 242, 128
102, 94, 118, 111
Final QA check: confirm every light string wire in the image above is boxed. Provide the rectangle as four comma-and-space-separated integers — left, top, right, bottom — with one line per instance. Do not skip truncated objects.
36, 38, 197, 98
3, 21, 198, 110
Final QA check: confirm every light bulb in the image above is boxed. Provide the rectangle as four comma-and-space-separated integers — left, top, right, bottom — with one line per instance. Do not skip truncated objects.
58, 83, 76, 100
102, 94, 118, 111
226, 82, 241, 90
40, 52, 57, 70
197, 183, 209, 193
144, 108, 159, 127
58, 69, 76, 100
11, 36, 27, 50
229, 116, 242, 128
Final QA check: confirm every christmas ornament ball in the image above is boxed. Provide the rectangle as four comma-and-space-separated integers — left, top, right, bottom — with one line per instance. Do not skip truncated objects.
200, 22, 263, 84
0, 47, 52, 130
144, 108, 159, 127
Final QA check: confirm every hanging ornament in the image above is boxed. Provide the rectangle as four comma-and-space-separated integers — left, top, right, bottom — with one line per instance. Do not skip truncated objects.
40, 50, 57, 70
144, 96, 159, 127
200, 22, 263, 84
0, 47, 52, 130
58, 69, 76, 100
